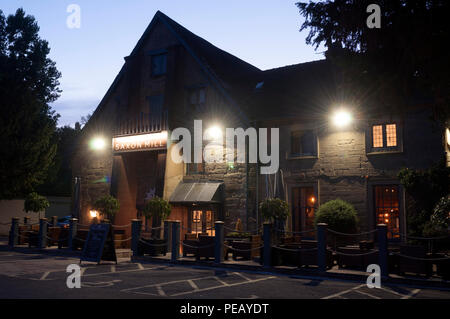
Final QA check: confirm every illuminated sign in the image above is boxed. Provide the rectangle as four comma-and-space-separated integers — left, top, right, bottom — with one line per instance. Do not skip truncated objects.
112, 131, 168, 153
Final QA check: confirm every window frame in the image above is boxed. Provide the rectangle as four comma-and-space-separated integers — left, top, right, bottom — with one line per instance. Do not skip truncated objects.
150, 52, 167, 77
366, 121, 403, 155
287, 128, 319, 159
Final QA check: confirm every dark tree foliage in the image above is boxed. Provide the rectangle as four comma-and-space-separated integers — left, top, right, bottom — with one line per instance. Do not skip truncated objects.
296, 0, 450, 120
0, 8, 61, 199
37, 125, 81, 197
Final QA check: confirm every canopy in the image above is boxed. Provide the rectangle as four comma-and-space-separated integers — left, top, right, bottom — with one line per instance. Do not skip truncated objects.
169, 182, 223, 204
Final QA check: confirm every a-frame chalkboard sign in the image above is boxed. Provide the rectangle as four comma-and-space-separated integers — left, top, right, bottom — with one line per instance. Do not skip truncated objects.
80, 223, 117, 265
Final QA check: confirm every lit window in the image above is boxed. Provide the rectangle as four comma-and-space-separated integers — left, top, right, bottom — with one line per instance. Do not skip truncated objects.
371, 123, 398, 149
374, 186, 400, 239
386, 124, 397, 147
373, 125, 383, 148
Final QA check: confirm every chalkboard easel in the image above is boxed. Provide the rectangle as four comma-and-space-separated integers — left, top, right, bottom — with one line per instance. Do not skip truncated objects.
80, 223, 117, 265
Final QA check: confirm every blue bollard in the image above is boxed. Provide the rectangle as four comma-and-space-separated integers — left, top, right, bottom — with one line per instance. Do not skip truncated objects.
377, 224, 388, 278
214, 221, 224, 264
68, 218, 78, 250
171, 221, 180, 262
263, 223, 272, 268
38, 218, 48, 250
131, 219, 142, 256
317, 223, 327, 273
8, 218, 19, 247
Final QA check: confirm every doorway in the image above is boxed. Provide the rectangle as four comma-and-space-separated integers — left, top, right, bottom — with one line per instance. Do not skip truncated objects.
188, 208, 216, 236
292, 187, 317, 236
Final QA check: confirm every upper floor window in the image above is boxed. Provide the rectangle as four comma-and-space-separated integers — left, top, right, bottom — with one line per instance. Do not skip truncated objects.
151, 53, 167, 76
372, 123, 397, 148
187, 87, 206, 112
290, 130, 317, 157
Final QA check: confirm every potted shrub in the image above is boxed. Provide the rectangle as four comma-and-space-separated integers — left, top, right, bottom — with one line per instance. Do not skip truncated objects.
93, 195, 120, 223
139, 197, 171, 256
314, 199, 359, 246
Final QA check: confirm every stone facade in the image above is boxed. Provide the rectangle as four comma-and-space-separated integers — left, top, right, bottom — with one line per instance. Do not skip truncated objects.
72, 11, 447, 238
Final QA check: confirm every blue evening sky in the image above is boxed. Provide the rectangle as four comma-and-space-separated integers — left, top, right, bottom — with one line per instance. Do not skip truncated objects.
1, 1, 324, 127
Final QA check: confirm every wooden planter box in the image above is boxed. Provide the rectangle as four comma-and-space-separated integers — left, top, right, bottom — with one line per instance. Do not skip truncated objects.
396, 245, 432, 277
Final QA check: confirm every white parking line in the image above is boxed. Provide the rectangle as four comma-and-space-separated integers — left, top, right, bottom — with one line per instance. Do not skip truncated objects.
137, 263, 144, 270
401, 289, 421, 299
354, 289, 381, 299
40, 271, 51, 280
187, 279, 199, 290
170, 276, 275, 297
234, 272, 252, 281
321, 284, 366, 299
111, 265, 116, 273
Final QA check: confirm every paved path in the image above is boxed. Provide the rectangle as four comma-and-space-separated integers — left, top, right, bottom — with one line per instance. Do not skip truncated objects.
0, 251, 449, 299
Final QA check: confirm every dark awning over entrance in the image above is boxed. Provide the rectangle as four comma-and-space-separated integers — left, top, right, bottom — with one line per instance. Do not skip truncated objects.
169, 182, 223, 204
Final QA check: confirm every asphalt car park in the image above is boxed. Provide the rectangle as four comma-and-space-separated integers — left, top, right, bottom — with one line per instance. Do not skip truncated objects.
0, 251, 449, 299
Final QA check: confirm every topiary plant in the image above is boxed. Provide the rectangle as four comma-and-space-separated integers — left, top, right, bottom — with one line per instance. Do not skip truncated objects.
93, 195, 120, 221
314, 199, 359, 234
24, 192, 50, 213
142, 196, 171, 221
259, 198, 290, 223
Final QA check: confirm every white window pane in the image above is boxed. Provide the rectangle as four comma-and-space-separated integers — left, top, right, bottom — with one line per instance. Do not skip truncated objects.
373, 125, 383, 148
386, 124, 397, 147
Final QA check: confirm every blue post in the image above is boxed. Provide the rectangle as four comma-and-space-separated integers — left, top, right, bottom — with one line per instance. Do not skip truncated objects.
317, 223, 327, 273
164, 220, 171, 253
38, 218, 48, 250
171, 221, 180, 262
68, 218, 78, 250
263, 223, 272, 268
131, 219, 142, 256
214, 221, 224, 264
377, 224, 388, 278
8, 217, 19, 247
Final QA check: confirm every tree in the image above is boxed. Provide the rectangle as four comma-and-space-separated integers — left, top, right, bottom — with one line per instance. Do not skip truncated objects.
93, 195, 120, 221
0, 8, 61, 199
24, 192, 50, 214
37, 125, 81, 196
296, 0, 450, 121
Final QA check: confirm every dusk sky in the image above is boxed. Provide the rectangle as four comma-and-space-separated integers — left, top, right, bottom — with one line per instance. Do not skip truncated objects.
2, 1, 324, 127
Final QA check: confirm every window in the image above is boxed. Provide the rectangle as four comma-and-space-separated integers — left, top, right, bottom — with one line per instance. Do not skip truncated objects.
151, 53, 167, 76
374, 186, 400, 239
187, 87, 206, 112
148, 95, 164, 116
371, 123, 398, 149
290, 130, 316, 157
190, 210, 215, 236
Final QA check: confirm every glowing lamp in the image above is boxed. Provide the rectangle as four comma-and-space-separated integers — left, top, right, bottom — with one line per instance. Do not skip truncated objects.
89, 210, 98, 218
332, 110, 352, 127
205, 125, 222, 140
90, 137, 106, 151
310, 196, 316, 204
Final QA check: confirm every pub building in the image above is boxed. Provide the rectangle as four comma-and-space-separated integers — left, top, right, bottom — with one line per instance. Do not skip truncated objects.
72, 11, 449, 243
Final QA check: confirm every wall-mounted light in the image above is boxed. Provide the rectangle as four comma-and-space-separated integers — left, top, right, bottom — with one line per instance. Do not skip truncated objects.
332, 110, 353, 127
89, 137, 106, 151
205, 125, 222, 140
89, 210, 98, 219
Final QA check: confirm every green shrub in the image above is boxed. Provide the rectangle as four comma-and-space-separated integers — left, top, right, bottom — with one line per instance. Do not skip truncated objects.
24, 192, 49, 213
314, 199, 358, 233
423, 196, 450, 237
259, 198, 290, 222
142, 196, 171, 221
93, 195, 120, 221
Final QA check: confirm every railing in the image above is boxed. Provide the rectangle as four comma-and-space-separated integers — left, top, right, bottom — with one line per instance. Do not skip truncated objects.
114, 110, 168, 136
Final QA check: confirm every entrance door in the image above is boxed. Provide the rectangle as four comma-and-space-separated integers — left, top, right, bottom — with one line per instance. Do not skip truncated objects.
374, 185, 400, 239
292, 187, 316, 236
189, 209, 215, 236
